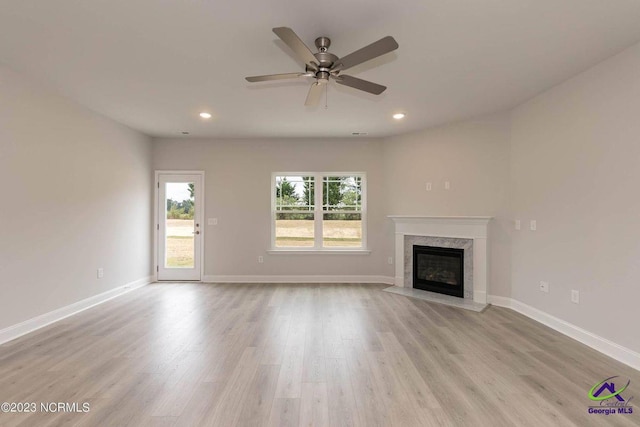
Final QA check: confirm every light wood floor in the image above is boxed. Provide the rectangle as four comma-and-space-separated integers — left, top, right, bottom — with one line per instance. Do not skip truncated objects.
0, 283, 639, 427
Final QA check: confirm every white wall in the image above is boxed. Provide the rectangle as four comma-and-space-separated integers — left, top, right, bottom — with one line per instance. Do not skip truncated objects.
510, 42, 640, 353
152, 114, 512, 293
0, 65, 153, 330
152, 138, 390, 278
382, 113, 512, 297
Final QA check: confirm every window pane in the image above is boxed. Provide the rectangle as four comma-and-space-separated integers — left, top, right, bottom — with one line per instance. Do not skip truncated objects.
165, 182, 195, 268
275, 176, 314, 211
275, 212, 315, 247
323, 176, 362, 211
323, 213, 362, 247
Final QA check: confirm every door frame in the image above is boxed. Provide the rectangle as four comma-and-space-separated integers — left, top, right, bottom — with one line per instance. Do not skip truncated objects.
153, 170, 205, 281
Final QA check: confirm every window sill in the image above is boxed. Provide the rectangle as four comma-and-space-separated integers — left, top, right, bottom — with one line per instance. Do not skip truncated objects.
267, 249, 371, 255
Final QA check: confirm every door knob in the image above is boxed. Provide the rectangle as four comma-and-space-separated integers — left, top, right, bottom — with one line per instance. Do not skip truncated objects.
193, 230, 200, 235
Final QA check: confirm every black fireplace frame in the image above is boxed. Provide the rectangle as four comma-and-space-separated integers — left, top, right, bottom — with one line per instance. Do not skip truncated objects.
412, 245, 464, 298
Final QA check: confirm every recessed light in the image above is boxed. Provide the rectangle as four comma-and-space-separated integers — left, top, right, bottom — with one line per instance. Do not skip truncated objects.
181, 131, 190, 135
199, 112, 212, 119
351, 132, 368, 136
393, 113, 406, 120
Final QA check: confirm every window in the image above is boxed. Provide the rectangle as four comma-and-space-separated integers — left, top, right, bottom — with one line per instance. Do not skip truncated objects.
272, 173, 366, 250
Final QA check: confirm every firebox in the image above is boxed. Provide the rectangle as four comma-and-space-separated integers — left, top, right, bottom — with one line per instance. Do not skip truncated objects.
412, 245, 464, 298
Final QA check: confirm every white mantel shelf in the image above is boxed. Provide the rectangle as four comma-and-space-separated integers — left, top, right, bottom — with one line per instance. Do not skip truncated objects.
388, 215, 493, 304
388, 215, 492, 224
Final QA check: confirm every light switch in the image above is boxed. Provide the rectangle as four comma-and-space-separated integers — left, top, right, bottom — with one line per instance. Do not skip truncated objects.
539, 281, 549, 293
208, 218, 218, 226
515, 220, 521, 230
425, 182, 432, 191
571, 290, 580, 304
444, 181, 451, 190
530, 220, 537, 231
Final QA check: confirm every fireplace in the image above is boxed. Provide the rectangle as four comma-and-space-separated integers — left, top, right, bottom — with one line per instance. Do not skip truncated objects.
413, 245, 464, 298
389, 216, 491, 304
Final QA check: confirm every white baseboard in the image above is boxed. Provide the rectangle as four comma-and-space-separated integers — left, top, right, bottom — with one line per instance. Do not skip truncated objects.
487, 295, 640, 372
202, 275, 395, 285
487, 294, 512, 308
0, 275, 153, 346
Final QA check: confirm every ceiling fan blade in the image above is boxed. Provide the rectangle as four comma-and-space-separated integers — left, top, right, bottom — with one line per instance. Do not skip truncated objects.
273, 27, 318, 67
334, 75, 386, 95
305, 82, 324, 106
333, 36, 398, 71
245, 72, 307, 82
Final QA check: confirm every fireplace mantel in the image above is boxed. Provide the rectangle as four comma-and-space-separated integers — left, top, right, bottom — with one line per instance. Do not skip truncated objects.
388, 215, 492, 304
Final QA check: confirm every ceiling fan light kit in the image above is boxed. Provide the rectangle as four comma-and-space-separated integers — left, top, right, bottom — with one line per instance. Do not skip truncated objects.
246, 27, 398, 106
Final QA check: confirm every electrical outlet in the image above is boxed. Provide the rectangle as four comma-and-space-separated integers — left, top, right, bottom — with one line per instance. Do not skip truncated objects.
208, 218, 218, 226
97, 268, 104, 279
539, 281, 549, 293
444, 181, 451, 190
530, 220, 537, 231
258, 256, 264, 264
571, 290, 580, 304
515, 220, 521, 230
387, 257, 393, 265
425, 182, 432, 191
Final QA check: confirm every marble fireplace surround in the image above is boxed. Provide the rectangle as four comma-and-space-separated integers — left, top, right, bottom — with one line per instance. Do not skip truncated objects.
389, 216, 492, 304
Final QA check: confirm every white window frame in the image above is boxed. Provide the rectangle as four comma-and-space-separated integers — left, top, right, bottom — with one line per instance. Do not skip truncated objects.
270, 172, 369, 254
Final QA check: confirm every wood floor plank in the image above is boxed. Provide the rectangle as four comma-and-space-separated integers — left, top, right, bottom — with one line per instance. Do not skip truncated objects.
325, 357, 362, 427
207, 346, 262, 426
274, 340, 305, 398
340, 339, 385, 425
236, 363, 281, 427
299, 382, 329, 427
301, 321, 326, 383
267, 398, 300, 427
172, 381, 225, 427
364, 350, 434, 427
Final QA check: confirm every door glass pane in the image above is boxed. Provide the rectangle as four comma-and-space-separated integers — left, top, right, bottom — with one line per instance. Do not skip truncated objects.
165, 182, 195, 268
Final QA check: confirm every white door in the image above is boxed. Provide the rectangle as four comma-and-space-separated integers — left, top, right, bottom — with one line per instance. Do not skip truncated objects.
157, 173, 203, 281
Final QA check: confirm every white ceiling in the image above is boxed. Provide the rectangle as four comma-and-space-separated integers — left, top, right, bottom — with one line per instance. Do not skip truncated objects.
2, 0, 640, 138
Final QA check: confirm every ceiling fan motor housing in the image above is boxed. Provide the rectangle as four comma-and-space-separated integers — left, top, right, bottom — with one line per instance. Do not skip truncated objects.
312, 36, 338, 82
312, 38, 338, 85
313, 52, 338, 68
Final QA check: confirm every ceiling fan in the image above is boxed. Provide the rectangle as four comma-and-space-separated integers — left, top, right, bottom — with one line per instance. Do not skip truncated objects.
245, 27, 399, 106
